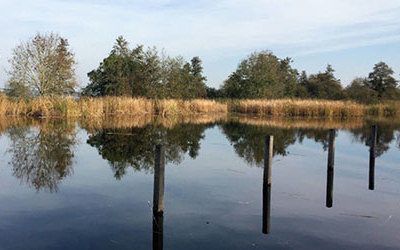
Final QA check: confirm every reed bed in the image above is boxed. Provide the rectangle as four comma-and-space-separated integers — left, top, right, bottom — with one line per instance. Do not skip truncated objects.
365, 101, 400, 117
0, 95, 80, 118
79, 97, 154, 118
0, 95, 400, 119
155, 99, 228, 116
0, 96, 227, 118
229, 99, 366, 118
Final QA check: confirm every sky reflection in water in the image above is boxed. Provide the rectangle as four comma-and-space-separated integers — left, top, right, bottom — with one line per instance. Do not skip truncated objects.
0, 118, 399, 249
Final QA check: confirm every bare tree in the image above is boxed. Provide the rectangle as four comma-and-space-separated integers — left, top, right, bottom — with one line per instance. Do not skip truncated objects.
6, 32, 77, 98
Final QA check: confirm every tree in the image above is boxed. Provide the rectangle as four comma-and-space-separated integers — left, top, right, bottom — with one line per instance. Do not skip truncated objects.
295, 71, 309, 98
189, 57, 207, 98
303, 65, 344, 100
221, 51, 298, 99
6, 33, 77, 98
366, 62, 399, 100
206, 86, 224, 99
160, 56, 191, 99
83, 36, 207, 99
83, 36, 145, 97
345, 77, 378, 103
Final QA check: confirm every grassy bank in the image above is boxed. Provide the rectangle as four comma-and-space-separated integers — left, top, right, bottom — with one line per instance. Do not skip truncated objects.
0, 95, 399, 119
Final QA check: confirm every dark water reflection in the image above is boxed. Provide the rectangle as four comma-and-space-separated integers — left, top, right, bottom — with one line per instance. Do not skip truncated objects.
86, 123, 209, 179
0, 118, 399, 249
5, 121, 76, 192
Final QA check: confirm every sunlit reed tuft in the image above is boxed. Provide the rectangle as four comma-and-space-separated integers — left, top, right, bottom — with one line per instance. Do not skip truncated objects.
0, 95, 399, 119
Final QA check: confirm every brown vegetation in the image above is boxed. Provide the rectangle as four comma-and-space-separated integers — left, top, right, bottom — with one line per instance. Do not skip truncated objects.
230, 99, 365, 118
0, 95, 400, 119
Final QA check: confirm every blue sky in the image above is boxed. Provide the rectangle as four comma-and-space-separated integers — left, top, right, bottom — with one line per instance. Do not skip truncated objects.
0, 0, 399, 89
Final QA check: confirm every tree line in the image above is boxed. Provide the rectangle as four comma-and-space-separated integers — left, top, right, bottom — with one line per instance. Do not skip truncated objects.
3, 33, 399, 103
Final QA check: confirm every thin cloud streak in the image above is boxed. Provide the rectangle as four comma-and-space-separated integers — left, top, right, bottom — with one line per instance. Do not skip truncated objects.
0, 0, 399, 87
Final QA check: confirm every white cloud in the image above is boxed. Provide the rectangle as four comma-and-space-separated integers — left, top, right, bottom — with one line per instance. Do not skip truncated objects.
0, 0, 399, 87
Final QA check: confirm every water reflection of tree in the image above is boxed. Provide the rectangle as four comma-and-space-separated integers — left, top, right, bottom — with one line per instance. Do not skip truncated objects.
86, 124, 208, 179
7, 121, 76, 192
222, 119, 400, 166
221, 122, 340, 166
297, 129, 331, 150
221, 122, 298, 165
350, 122, 400, 157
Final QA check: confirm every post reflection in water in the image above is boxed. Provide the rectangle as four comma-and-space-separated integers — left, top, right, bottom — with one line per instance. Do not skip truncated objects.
326, 129, 335, 208
262, 135, 273, 234
153, 212, 163, 250
153, 145, 165, 250
2, 118, 400, 249
369, 125, 377, 190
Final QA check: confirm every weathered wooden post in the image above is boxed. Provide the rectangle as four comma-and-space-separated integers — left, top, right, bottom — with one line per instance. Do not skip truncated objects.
369, 125, 377, 190
263, 135, 273, 234
326, 129, 335, 208
153, 144, 165, 250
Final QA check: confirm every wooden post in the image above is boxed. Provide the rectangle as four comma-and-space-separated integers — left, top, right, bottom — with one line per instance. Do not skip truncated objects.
263, 135, 273, 234
326, 129, 335, 208
369, 125, 377, 190
153, 144, 165, 250
153, 145, 165, 213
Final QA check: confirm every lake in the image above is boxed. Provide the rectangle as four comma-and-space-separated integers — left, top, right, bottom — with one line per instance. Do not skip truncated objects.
0, 117, 399, 249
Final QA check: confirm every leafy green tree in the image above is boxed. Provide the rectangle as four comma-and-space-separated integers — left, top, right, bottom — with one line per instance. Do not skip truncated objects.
160, 56, 190, 98
6, 33, 77, 98
221, 51, 298, 99
345, 77, 378, 103
83, 36, 207, 99
366, 62, 399, 100
303, 65, 344, 100
206, 86, 224, 99
295, 71, 309, 98
189, 57, 207, 98
139, 47, 163, 98
83, 36, 145, 96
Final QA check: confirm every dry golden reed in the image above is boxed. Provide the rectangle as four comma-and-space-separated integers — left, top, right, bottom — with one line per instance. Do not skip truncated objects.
155, 99, 228, 116
229, 99, 366, 118
0, 95, 399, 119
0, 96, 226, 118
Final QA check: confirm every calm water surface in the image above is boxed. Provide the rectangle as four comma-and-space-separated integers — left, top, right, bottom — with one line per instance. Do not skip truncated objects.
0, 119, 399, 249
